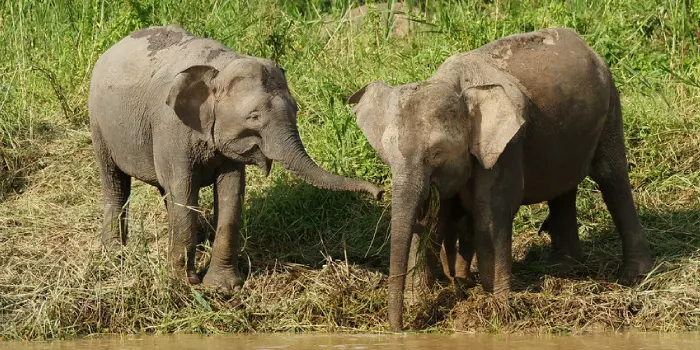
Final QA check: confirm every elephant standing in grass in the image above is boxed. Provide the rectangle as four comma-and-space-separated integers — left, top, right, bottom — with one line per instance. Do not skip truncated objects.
348, 28, 653, 330
89, 25, 383, 291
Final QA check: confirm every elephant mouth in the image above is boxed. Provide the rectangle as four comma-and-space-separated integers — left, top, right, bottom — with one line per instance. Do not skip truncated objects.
242, 146, 272, 177
220, 139, 272, 176
258, 157, 273, 177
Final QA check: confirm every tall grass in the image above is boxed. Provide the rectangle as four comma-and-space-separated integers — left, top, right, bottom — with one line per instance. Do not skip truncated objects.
0, 0, 699, 340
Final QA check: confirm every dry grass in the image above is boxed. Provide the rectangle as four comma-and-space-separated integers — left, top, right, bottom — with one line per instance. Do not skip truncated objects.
1, 123, 698, 339
1, 0, 699, 341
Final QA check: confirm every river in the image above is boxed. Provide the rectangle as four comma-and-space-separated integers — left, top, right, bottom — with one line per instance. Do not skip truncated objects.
4, 332, 699, 349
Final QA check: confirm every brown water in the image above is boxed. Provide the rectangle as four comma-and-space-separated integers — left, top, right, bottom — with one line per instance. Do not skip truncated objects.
4, 333, 699, 350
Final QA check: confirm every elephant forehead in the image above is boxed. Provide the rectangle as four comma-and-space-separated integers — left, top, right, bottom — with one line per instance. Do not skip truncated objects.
400, 84, 460, 118
381, 121, 423, 167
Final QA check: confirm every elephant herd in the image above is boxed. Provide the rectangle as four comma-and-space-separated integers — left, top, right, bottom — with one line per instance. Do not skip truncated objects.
89, 24, 652, 331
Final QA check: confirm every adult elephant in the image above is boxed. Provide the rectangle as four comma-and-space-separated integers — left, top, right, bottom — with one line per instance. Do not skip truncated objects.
348, 28, 653, 330
89, 24, 383, 291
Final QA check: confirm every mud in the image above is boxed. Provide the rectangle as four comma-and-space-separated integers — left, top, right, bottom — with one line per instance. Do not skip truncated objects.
130, 27, 185, 55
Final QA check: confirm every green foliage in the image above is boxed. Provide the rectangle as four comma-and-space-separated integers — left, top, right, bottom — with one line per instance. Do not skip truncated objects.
0, 0, 698, 340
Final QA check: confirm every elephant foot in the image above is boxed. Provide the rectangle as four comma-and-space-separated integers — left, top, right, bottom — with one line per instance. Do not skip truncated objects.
187, 271, 202, 284
176, 268, 201, 285
202, 265, 244, 293
619, 257, 653, 286
170, 259, 201, 285
101, 236, 126, 252
170, 269, 201, 285
480, 273, 511, 298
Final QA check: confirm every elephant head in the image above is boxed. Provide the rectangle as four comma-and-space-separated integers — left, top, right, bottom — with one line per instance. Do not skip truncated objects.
166, 57, 383, 199
348, 77, 526, 330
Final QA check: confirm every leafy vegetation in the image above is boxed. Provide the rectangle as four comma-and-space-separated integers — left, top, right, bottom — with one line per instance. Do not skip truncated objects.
0, 0, 698, 340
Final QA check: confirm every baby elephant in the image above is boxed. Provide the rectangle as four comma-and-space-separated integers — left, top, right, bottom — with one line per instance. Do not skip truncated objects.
348, 28, 653, 330
89, 25, 383, 291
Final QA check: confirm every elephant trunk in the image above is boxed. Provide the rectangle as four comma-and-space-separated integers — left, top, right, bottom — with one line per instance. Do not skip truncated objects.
263, 126, 383, 200
387, 172, 427, 331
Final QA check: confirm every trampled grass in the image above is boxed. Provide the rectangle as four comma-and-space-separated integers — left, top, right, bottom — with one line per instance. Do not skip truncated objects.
1, 0, 699, 340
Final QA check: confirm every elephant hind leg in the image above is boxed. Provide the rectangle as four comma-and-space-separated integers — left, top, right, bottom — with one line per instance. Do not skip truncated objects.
542, 188, 583, 264
589, 97, 652, 284
93, 130, 132, 248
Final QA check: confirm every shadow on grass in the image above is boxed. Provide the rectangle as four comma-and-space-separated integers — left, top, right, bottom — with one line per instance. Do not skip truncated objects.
196, 176, 699, 293
511, 207, 700, 292
198, 174, 391, 276
193, 174, 698, 331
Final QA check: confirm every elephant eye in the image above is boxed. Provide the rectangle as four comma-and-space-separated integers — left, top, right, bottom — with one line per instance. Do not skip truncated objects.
247, 112, 260, 121
431, 148, 442, 160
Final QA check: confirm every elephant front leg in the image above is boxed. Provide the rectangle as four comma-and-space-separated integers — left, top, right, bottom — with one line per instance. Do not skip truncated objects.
165, 180, 201, 285
202, 162, 245, 291
473, 203, 517, 295
471, 146, 523, 297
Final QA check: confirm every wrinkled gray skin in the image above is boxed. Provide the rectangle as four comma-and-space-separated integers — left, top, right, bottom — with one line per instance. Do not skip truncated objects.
89, 25, 383, 290
349, 28, 653, 331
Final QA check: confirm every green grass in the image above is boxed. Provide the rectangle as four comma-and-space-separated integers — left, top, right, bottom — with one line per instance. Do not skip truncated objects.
1, 0, 699, 341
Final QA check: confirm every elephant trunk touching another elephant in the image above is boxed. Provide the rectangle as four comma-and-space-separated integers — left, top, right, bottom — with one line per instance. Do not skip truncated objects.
89, 24, 382, 291
262, 126, 383, 199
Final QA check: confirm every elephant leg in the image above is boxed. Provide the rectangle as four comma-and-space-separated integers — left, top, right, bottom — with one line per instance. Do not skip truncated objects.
94, 130, 131, 248
590, 100, 652, 284
455, 213, 476, 289
202, 162, 245, 291
471, 143, 523, 296
424, 198, 456, 285
441, 215, 458, 280
440, 199, 475, 293
165, 176, 201, 285
543, 188, 583, 264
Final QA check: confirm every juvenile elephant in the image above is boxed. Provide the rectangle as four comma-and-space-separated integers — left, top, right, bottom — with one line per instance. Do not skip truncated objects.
89, 25, 383, 290
348, 28, 653, 330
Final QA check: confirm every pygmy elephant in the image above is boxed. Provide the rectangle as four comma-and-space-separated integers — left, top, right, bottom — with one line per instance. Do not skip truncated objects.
89, 25, 383, 290
348, 28, 653, 330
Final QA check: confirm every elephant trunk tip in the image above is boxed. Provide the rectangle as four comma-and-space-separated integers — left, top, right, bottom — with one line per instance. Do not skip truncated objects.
320, 178, 384, 200
367, 184, 384, 201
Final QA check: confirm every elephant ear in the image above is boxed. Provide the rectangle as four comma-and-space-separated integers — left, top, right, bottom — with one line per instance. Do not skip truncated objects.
166, 65, 219, 142
347, 81, 393, 161
465, 84, 525, 169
